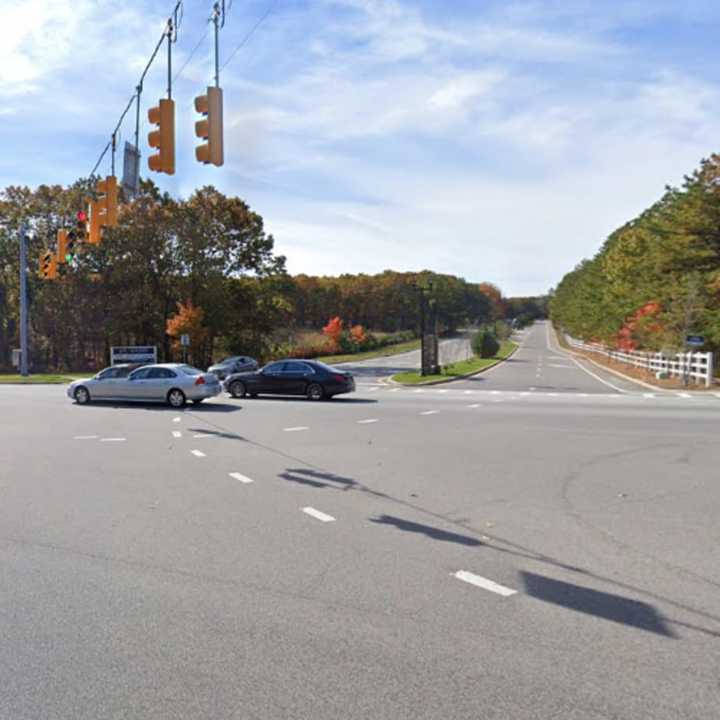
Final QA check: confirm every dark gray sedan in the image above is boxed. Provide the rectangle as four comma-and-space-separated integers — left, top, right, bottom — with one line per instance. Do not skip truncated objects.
207, 355, 258, 380
68, 363, 221, 407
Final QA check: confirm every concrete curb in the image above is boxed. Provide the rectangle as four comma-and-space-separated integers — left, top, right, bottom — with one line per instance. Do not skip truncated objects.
389, 342, 520, 387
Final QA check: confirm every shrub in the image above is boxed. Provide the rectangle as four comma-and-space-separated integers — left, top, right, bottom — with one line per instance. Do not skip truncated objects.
472, 329, 500, 358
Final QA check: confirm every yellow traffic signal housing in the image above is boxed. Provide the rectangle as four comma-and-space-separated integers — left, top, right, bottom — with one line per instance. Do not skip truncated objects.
88, 200, 102, 245
56, 230, 69, 265
148, 98, 175, 174
39, 250, 57, 280
194, 86, 223, 166
96, 175, 118, 228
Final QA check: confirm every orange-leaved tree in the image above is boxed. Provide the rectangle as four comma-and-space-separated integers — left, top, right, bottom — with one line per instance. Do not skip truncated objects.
166, 300, 209, 364
350, 324, 367, 345
322, 316, 344, 352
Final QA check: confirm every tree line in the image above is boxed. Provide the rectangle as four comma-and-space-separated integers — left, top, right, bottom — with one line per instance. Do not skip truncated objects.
550, 154, 720, 354
0, 179, 543, 371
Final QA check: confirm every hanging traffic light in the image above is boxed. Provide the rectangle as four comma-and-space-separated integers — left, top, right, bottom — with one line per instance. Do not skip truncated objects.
56, 230, 70, 264
96, 175, 118, 228
148, 98, 175, 174
194, 86, 223, 167
39, 250, 57, 280
88, 200, 102, 245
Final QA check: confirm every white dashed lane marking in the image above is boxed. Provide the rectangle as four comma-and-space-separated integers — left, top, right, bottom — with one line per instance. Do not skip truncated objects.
420, 410, 439, 416
229, 472, 254, 484
467, 404, 481, 408
357, 419, 379, 424
172, 431, 182, 438
302, 507, 336, 523
73, 435, 98, 440
191, 449, 206, 457
173, 417, 181, 423
100, 437, 126, 442
284, 426, 309, 432
453, 570, 517, 597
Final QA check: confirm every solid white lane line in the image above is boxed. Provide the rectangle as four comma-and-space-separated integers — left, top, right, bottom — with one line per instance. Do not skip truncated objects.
173, 417, 181, 423
100, 437, 126, 442
172, 431, 182, 438
191, 449, 206, 457
520, 392, 531, 396
643, 393, 656, 399
490, 391, 501, 395
193, 433, 214, 438
73, 435, 98, 440
229, 472, 254, 484
357, 419, 379, 424
453, 570, 517, 597
677, 392, 692, 398
464, 390, 474, 394
284, 426, 309, 432
420, 410, 439, 415
413, 389, 425, 393
302, 507, 336, 523
437, 389, 449, 394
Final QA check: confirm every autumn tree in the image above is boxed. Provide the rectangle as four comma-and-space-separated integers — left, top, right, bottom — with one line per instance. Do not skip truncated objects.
166, 300, 209, 365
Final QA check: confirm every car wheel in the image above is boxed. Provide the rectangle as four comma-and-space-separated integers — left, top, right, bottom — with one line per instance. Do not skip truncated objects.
306, 382, 325, 401
74, 386, 91, 404
229, 380, 246, 399
167, 389, 186, 408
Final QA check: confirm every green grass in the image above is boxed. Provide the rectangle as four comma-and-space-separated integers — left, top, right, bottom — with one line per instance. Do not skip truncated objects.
317, 339, 421, 364
0, 373, 88, 384
392, 340, 517, 385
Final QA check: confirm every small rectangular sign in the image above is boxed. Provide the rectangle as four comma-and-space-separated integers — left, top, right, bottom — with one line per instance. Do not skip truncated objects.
686, 335, 705, 346
122, 142, 140, 197
110, 345, 157, 365
180, 334, 190, 347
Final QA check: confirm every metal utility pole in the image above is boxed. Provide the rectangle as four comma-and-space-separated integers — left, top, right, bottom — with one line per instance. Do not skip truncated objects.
19, 223, 29, 376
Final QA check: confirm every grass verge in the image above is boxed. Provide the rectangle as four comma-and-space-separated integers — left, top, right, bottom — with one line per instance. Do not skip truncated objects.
0, 373, 87, 384
318, 339, 421, 365
392, 340, 517, 385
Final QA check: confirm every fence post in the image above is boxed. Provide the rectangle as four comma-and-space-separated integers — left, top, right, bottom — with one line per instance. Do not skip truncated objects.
706, 352, 714, 388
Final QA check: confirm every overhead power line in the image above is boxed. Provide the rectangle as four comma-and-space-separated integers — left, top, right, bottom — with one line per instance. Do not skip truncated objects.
221, 0, 279, 71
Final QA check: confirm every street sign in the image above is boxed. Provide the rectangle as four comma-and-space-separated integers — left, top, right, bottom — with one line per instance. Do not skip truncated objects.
11, 349, 21, 368
180, 334, 190, 347
122, 141, 140, 197
110, 345, 157, 365
686, 335, 705, 347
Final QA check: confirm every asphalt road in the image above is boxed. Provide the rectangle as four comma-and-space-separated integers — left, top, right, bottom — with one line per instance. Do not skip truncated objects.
2, 322, 719, 719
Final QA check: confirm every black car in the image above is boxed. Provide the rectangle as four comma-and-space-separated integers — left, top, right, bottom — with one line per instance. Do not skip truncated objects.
223, 359, 355, 400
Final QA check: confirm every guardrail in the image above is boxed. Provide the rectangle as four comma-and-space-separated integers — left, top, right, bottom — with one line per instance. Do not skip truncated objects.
564, 335, 714, 387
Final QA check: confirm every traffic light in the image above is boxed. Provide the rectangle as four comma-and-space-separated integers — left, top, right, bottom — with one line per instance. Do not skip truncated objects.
56, 230, 70, 264
96, 175, 118, 228
39, 250, 57, 280
148, 98, 175, 174
88, 199, 102, 245
194, 86, 223, 166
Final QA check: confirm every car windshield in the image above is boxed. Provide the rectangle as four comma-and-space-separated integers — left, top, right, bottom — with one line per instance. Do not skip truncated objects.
218, 356, 239, 364
178, 365, 203, 375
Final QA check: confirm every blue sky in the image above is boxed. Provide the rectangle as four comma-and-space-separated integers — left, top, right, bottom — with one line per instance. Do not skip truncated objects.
3, 0, 720, 295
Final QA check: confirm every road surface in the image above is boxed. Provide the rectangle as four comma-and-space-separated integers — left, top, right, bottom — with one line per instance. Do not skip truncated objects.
2, 322, 718, 719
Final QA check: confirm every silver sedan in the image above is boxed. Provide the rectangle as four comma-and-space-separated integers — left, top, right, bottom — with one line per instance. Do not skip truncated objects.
67, 363, 221, 408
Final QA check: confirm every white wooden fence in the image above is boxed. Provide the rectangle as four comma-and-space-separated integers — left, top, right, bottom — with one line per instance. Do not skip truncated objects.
565, 336, 715, 387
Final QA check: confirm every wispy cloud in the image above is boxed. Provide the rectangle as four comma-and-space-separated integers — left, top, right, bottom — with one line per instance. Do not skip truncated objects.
3, 0, 720, 295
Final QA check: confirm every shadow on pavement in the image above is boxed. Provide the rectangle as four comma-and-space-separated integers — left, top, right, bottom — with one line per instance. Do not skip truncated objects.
520, 571, 675, 637
72, 401, 240, 412
369, 514, 483, 546
279, 468, 358, 490
242, 396, 378, 404
187, 427, 247, 441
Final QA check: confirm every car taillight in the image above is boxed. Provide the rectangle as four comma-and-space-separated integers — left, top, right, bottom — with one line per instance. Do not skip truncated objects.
195, 376, 206, 386
333, 374, 347, 382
